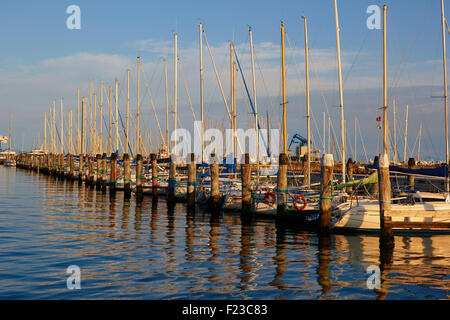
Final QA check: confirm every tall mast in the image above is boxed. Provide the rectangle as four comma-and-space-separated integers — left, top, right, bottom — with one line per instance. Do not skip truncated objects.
199, 23, 205, 162
441, 0, 449, 193
302, 16, 311, 185
230, 42, 235, 160
53, 101, 56, 154
281, 22, 287, 155
404, 104, 408, 162
93, 93, 97, 154
115, 79, 119, 154
100, 80, 103, 155
164, 59, 170, 155
81, 97, 85, 154
8, 113, 12, 152
393, 99, 397, 163
89, 80, 93, 155
418, 122, 423, 161
354, 114, 357, 161
109, 86, 112, 155
249, 26, 260, 170
126, 69, 130, 153
174, 33, 178, 156
136, 56, 141, 155
382, 5, 388, 156
334, 0, 346, 182
77, 89, 80, 154
69, 109, 73, 154
44, 112, 47, 153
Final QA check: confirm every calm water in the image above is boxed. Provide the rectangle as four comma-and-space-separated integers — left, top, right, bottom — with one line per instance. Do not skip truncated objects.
0, 166, 449, 299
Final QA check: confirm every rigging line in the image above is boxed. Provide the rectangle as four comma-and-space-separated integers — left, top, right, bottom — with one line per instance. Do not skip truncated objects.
141, 67, 166, 145
357, 117, 369, 163
234, 46, 270, 157
343, 28, 370, 84
308, 50, 342, 159
286, 32, 322, 150
390, 0, 431, 90
202, 28, 232, 122
178, 58, 202, 141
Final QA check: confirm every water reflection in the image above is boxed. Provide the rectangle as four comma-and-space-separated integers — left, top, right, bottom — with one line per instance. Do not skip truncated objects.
0, 166, 449, 299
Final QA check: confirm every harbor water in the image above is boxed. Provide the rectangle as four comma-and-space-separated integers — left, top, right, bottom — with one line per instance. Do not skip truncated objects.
0, 166, 449, 299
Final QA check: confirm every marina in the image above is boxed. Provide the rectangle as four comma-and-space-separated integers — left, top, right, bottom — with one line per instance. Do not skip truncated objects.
1, 0, 450, 301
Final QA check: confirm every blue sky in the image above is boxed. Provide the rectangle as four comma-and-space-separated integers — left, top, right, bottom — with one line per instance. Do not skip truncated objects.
0, 0, 448, 160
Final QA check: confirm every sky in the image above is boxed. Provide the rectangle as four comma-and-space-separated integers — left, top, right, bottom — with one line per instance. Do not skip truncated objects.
0, 0, 449, 161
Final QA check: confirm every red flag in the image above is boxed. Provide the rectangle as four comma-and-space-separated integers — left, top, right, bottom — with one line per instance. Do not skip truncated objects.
376, 116, 381, 122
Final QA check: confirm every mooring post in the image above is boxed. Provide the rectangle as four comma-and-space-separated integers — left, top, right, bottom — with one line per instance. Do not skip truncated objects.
370, 155, 379, 195
168, 159, 176, 203
378, 153, 394, 248
123, 153, 131, 197
277, 153, 288, 216
110, 153, 117, 195
151, 153, 158, 198
95, 154, 101, 190
408, 157, 415, 191
242, 153, 252, 217
346, 158, 354, 194
136, 154, 143, 197
187, 153, 196, 209
78, 154, 84, 183
210, 153, 220, 212
302, 154, 309, 186
101, 153, 107, 191
319, 154, 334, 232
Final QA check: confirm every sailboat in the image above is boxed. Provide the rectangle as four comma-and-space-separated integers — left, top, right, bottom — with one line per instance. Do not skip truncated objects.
333, 3, 450, 233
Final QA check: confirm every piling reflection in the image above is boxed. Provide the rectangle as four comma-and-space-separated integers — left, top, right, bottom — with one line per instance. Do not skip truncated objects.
317, 235, 332, 297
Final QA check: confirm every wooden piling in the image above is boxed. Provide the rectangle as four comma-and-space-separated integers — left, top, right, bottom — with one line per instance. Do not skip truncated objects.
370, 155, 379, 195
136, 154, 143, 196
151, 153, 158, 198
101, 153, 107, 191
277, 153, 288, 215
210, 154, 220, 212
123, 153, 131, 197
110, 153, 117, 194
187, 153, 196, 209
78, 154, 84, 183
378, 153, 394, 248
346, 158, 354, 194
168, 160, 176, 203
408, 157, 415, 191
242, 153, 252, 217
319, 154, 334, 231
95, 154, 101, 190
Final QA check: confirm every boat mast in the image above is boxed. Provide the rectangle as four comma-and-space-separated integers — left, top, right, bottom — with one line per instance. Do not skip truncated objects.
302, 16, 311, 185
108, 86, 112, 155
230, 42, 236, 160
137, 56, 141, 156
164, 59, 170, 156
52, 101, 56, 154
382, 5, 388, 156
93, 93, 97, 154
77, 89, 80, 154
354, 115, 357, 161
100, 80, 103, 155
393, 99, 397, 163
81, 97, 85, 154
174, 33, 178, 156
418, 122, 422, 162
441, 0, 449, 194
249, 26, 260, 172
199, 23, 205, 162
126, 69, 130, 154
115, 79, 119, 154
334, 0, 346, 183
44, 112, 47, 154
8, 113, 12, 152
404, 105, 408, 162
89, 80, 93, 155
281, 22, 287, 155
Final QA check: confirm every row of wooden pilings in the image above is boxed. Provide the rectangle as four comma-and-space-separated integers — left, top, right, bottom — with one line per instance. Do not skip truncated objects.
14, 151, 395, 246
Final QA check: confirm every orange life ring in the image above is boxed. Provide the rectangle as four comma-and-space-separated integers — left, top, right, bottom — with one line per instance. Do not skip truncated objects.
293, 194, 307, 211
265, 192, 276, 205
